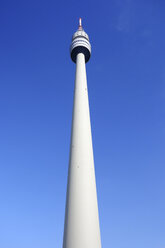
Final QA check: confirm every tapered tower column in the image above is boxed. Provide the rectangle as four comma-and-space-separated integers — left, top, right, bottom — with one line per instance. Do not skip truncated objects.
63, 19, 102, 248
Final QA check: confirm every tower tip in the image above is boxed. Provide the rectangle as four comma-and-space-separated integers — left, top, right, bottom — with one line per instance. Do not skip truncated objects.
78, 18, 82, 30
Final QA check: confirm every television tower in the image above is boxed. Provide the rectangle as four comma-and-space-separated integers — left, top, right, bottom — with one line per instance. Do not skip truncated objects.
63, 19, 102, 248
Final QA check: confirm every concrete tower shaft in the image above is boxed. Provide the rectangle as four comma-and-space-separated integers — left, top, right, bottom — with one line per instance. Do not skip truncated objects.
63, 20, 101, 248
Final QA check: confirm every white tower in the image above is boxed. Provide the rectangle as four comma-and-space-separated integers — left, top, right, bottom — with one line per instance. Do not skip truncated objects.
63, 19, 102, 248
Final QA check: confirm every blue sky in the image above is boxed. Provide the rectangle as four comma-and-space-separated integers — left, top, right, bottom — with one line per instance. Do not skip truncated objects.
0, 0, 165, 247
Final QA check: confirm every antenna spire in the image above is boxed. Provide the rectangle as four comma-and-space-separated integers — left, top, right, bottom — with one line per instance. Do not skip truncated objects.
79, 18, 82, 30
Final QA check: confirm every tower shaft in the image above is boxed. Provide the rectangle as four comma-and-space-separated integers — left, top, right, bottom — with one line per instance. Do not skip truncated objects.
63, 53, 102, 248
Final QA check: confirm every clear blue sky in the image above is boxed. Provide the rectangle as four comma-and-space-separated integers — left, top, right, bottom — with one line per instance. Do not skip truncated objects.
0, 0, 165, 247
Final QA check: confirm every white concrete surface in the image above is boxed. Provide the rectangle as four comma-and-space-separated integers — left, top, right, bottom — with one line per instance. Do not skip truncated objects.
63, 53, 102, 248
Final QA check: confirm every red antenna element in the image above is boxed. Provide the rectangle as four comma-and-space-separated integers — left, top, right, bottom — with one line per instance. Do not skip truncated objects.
78, 18, 82, 30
